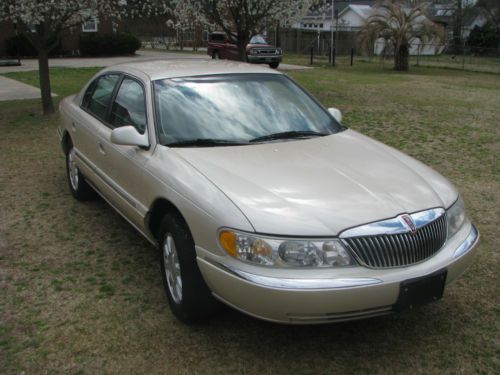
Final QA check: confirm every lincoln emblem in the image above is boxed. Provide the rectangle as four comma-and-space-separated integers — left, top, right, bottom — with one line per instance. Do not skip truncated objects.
402, 214, 417, 234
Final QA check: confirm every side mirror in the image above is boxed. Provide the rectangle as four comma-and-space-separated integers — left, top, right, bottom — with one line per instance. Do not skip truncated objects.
328, 107, 342, 123
110, 126, 149, 147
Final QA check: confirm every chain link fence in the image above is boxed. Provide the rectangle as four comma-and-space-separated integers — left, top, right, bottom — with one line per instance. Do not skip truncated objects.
270, 28, 500, 74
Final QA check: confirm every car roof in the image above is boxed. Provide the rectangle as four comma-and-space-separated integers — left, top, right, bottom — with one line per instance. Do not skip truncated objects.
105, 59, 282, 81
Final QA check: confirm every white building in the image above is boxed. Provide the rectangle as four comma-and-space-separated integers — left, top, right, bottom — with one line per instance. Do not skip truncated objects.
292, 1, 375, 32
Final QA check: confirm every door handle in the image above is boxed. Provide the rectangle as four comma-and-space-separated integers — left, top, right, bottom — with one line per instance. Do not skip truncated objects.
98, 142, 106, 155
71, 122, 77, 132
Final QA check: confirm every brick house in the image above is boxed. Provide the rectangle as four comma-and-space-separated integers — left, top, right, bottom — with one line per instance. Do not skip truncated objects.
0, 17, 118, 58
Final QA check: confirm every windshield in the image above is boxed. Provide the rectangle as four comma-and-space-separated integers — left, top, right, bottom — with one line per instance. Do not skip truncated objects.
153, 74, 342, 146
249, 35, 267, 44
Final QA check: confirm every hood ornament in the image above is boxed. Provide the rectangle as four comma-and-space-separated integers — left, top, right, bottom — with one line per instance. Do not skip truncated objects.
401, 214, 417, 234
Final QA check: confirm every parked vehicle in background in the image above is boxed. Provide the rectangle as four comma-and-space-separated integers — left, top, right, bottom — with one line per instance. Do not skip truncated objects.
207, 32, 283, 68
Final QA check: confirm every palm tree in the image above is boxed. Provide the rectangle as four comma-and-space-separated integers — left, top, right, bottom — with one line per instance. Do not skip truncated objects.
359, 0, 443, 71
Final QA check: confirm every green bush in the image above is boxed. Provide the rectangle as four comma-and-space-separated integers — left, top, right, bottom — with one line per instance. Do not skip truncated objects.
467, 24, 500, 55
79, 33, 141, 56
6, 34, 63, 57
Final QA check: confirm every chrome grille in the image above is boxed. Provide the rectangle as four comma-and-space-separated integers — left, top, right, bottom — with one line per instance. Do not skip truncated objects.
343, 213, 447, 268
256, 49, 278, 55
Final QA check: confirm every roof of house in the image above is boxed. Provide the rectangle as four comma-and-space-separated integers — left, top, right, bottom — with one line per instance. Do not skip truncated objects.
301, 0, 376, 20
339, 4, 373, 19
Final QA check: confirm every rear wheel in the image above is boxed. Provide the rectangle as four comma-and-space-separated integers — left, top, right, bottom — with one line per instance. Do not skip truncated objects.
65, 141, 96, 201
269, 62, 280, 69
159, 213, 219, 323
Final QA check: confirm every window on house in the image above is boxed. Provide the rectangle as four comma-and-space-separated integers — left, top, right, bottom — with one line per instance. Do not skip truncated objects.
82, 18, 98, 33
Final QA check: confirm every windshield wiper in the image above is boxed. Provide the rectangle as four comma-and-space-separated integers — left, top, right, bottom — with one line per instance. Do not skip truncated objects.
166, 139, 249, 148
249, 130, 329, 143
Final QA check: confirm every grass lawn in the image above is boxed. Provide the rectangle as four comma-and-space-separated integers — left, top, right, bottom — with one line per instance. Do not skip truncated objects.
1, 65, 499, 374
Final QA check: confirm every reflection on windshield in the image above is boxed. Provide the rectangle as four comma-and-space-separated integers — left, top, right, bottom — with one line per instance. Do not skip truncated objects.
249, 35, 267, 44
154, 74, 341, 145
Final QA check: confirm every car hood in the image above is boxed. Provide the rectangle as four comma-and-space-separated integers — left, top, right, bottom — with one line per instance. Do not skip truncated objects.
247, 43, 276, 48
173, 130, 457, 236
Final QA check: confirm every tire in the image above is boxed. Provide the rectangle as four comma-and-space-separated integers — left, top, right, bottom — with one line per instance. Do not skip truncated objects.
212, 51, 220, 59
65, 141, 96, 201
269, 62, 280, 69
159, 213, 219, 323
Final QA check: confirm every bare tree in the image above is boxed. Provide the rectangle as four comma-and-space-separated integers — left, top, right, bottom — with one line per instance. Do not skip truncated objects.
359, 0, 443, 71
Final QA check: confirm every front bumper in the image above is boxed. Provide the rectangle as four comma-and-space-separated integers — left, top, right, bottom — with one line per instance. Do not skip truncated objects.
196, 222, 479, 324
247, 55, 282, 64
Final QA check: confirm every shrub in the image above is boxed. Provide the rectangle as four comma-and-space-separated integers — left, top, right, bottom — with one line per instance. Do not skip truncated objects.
6, 34, 62, 57
79, 33, 141, 56
467, 24, 500, 55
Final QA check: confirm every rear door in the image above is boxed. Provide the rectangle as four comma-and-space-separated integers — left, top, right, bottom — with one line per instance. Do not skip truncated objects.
74, 73, 121, 187
225, 35, 240, 60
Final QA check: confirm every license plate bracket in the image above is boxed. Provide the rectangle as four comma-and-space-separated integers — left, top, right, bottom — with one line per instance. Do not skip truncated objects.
394, 269, 447, 312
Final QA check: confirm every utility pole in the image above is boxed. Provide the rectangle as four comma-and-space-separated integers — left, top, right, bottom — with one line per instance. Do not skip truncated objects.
330, 0, 335, 66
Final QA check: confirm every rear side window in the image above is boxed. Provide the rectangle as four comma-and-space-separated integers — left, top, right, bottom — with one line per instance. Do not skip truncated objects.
109, 78, 147, 134
210, 33, 225, 42
85, 74, 120, 120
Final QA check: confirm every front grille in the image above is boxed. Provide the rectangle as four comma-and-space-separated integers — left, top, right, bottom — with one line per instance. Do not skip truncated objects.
256, 49, 277, 55
343, 214, 447, 268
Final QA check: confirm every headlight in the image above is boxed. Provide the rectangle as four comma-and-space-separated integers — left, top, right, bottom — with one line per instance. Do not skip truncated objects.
218, 230, 356, 267
447, 196, 466, 238
250, 49, 258, 55
276, 48, 282, 55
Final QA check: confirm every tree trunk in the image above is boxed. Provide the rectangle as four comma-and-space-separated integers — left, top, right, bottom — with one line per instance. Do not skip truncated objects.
394, 44, 409, 71
452, 0, 463, 54
37, 49, 54, 114
238, 41, 247, 61
276, 22, 281, 47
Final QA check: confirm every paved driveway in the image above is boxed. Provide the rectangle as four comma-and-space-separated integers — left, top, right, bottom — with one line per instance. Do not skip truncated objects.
0, 50, 310, 73
0, 75, 57, 101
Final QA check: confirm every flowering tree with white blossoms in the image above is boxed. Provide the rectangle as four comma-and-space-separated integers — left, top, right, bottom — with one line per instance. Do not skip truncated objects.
0, 0, 170, 114
171, 1, 210, 51
178, 0, 316, 61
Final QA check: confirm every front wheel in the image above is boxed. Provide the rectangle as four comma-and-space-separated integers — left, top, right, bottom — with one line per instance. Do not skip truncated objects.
159, 213, 219, 323
269, 62, 280, 69
65, 142, 95, 201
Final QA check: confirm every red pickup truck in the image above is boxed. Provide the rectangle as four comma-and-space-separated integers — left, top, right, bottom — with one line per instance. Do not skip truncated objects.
207, 32, 283, 69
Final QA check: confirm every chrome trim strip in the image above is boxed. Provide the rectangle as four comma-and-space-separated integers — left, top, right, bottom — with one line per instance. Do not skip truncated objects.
287, 306, 393, 322
339, 208, 445, 238
453, 225, 479, 259
220, 264, 382, 290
